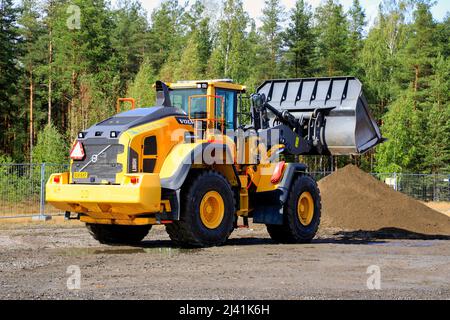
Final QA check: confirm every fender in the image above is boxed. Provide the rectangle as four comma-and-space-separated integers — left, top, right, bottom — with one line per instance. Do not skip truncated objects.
252, 163, 308, 225
160, 142, 237, 191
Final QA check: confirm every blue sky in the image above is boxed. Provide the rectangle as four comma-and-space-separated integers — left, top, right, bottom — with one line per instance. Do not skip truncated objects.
134, 0, 449, 26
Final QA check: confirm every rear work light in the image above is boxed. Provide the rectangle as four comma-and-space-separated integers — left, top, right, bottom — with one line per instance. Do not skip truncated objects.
70, 141, 85, 160
110, 131, 120, 138
130, 177, 139, 184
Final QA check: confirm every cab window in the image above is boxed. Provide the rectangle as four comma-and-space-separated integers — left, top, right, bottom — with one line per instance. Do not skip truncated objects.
169, 89, 207, 116
215, 89, 237, 130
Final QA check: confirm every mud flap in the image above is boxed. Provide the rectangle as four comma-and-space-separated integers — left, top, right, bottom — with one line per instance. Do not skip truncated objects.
253, 203, 284, 225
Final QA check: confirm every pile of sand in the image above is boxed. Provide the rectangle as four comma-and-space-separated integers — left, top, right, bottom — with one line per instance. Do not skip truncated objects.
318, 165, 450, 236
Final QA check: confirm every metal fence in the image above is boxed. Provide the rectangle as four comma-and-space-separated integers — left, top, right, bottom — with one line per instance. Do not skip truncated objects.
0, 164, 448, 218
0, 163, 68, 218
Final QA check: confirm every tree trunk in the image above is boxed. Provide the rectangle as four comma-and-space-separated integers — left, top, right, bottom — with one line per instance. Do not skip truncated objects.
414, 65, 420, 92
48, 32, 53, 126
29, 70, 34, 163
413, 65, 419, 110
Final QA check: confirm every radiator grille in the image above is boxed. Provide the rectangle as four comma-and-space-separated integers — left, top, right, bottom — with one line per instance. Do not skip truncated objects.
71, 141, 124, 184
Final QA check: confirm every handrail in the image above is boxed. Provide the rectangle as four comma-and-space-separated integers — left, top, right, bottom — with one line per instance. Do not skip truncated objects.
116, 98, 136, 113
188, 95, 225, 137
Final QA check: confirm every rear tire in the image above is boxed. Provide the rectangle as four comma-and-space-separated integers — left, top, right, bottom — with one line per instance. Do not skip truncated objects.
165, 171, 235, 248
267, 175, 321, 244
86, 224, 152, 245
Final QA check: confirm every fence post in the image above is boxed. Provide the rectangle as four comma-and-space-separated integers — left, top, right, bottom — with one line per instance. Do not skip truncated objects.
32, 163, 52, 221
394, 172, 398, 191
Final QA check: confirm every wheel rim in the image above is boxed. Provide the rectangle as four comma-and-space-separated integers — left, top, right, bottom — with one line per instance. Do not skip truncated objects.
200, 191, 225, 229
297, 192, 314, 226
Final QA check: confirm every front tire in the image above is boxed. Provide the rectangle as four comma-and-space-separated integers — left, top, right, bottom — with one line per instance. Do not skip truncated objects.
267, 175, 321, 243
86, 224, 152, 245
165, 171, 235, 248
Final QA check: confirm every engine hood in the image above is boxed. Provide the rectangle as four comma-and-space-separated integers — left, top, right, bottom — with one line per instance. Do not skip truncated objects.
80, 107, 188, 139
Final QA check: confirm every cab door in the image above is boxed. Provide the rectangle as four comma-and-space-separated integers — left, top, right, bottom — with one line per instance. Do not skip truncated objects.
215, 89, 238, 130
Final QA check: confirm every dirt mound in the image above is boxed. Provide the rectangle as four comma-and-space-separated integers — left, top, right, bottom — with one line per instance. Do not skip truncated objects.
318, 165, 450, 236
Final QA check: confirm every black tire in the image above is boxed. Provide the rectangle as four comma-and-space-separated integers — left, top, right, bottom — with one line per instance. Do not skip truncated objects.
86, 223, 152, 245
165, 171, 235, 248
267, 175, 321, 244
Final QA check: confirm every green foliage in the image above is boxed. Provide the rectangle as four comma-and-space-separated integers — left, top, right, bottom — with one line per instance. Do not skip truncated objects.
147, 0, 186, 74
32, 124, 68, 164
347, 0, 366, 75
259, 0, 284, 79
158, 0, 212, 81
0, 0, 21, 156
375, 1, 450, 174
424, 55, 450, 173
314, 0, 350, 76
282, 0, 315, 77
375, 92, 423, 173
0, 0, 447, 175
207, 0, 251, 83
111, 0, 149, 90
127, 58, 156, 107
0, 154, 13, 164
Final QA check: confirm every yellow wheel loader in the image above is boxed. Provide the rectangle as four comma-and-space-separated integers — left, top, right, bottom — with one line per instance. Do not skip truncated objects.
46, 78, 384, 247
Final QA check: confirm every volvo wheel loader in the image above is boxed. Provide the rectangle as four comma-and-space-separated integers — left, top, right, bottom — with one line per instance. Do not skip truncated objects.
46, 77, 383, 247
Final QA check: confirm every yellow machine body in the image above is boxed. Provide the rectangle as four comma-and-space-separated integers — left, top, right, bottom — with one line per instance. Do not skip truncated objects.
46, 80, 283, 226
46, 78, 381, 229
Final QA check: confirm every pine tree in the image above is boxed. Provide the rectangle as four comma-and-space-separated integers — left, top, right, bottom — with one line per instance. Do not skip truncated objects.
208, 0, 250, 83
402, 1, 437, 96
244, 20, 264, 90
111, 0, 149, 92
127, 58, 157, 108
0, 0, 21, 156
32, 123, 68, 164
18, 0, 49, 162
375, 1, 447, 174
425, 55, 450, 173
51, 0, 117, 138
147, 0, 185, 74
314, 0, 351, 76
347, 0, 366, 75
359, 2, 407, 120
189, 1, 212, 76
259, 0, 284, 79
435, 13, 449, 57
375, 91, 423, 173
348, 0, 366, 50
282, 0, 315, 77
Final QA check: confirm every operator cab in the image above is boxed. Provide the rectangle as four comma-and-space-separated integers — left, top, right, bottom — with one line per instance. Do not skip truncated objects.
167, 79, 246, 132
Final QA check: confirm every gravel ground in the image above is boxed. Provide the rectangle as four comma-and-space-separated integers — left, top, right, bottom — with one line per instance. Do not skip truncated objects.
0, 221, 449, 300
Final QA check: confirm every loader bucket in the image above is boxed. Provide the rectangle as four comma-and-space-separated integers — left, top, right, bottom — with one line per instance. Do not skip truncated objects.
256, 77, 383, 155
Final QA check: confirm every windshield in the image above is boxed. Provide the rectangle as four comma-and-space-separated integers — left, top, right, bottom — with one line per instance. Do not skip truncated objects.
169, 89, 207, 115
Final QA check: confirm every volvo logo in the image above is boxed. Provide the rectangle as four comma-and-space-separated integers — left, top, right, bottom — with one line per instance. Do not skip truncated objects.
79, 145, 112, 172
176, 117, 194, 126
91, 154, 99, 163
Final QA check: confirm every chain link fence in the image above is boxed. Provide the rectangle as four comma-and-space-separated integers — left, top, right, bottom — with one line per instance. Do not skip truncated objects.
0, 164, 448, 218
0, 164, 68, 218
